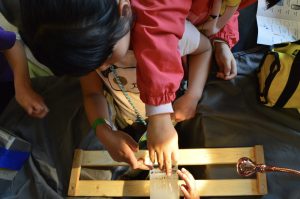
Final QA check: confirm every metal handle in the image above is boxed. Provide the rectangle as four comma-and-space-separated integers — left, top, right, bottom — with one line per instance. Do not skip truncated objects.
236, 157, 300, 177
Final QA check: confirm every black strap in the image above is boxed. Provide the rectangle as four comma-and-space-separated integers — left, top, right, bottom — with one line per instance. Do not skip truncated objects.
273, 40, 300, 48
261, 53, 281, 104
294, 40, 300, 45
274, 52, 300, 107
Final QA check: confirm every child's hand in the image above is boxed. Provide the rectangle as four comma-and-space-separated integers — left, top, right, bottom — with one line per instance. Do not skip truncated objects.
214, 39, 237, 80
177, 168, 199, 199
15, 86, 49, 118
97, 127, 152, 170
172, 93, 199, 122
147, 114, 179, 176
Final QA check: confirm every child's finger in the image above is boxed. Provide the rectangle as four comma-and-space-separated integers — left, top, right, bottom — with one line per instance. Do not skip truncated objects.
26, 106, 34, 115
172, 149, 179, 164
38, 109, 49, 118
222, 58, 232, 77
182, 168, 195, 181
178, 168, 193, 189
43, 105, 49, 113
157, 151, 164, 170
216, 72, 225, 79
30, 104, 49, 118
164, 152, 172, 176
180, 184, 190, 199
177, 169, 184, 178
32, 102, 45, 111
137, 158, 153, 170
223, 66, 231, 77
177, 170, 188, 184
149, 148, 156, 164
224, 59, 237, 80
177, 170, 190, 187
31, 110, 47, 118
126, 148, 139, 169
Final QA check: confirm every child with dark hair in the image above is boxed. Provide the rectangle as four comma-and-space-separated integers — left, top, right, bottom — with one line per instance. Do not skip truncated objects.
80, 17, 212, 173
15, 0, 280, 175
0, 27, 48, 117
19, 0, 133, 77
18, 0, 211, 174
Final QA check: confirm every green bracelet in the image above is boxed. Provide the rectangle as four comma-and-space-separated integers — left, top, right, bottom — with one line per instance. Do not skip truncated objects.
92, 118, 106, 132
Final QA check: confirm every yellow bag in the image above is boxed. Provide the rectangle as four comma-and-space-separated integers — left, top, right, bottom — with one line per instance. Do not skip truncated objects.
257, 41, 300, 108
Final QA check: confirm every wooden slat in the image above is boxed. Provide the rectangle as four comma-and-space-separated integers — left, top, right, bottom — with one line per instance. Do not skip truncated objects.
254, 145, 268, 194
81, 147, 255, 166
75, 179, 260, 197
68, 149, 83, 196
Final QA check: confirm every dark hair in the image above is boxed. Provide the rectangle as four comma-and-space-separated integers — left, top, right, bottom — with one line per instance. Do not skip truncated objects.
266, 0, 281, 8
19, 0, 132, 76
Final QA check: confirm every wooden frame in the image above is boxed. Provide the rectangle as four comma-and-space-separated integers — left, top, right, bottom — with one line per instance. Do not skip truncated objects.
68, 145, 267, 197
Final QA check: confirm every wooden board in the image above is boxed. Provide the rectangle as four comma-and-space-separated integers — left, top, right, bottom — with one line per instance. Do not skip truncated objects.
68, 145, 268, 197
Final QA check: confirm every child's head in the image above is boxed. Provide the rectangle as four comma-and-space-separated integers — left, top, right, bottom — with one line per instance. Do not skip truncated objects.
20, 0, 133, 76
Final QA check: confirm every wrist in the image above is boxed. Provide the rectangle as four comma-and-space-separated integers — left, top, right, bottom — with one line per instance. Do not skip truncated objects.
148, 112, 170, 119
213, 39, 230, 51
94, 123, 114, 144
184, 90, 202, 102
92, 118, 111, 130
148, 113, 172, 124
14, 80, 31, 93
92, 118, 114, 137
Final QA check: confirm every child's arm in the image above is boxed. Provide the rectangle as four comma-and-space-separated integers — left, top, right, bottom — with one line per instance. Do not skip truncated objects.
216, 0, 240, 32
173, 23, 212, 122
4, 40, 49, 118
201, 0, 240, 37
177, 168, 200, 199
80, 71, 150, 170
197, 1, 239, 81
201, 0, 222, 36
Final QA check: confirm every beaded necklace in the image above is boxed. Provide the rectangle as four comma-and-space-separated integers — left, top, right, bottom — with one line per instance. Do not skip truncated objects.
110, 65, 147, 143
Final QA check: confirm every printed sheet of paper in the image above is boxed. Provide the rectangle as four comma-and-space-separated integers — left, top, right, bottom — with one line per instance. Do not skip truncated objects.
257, 0, 300, 45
